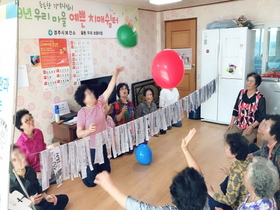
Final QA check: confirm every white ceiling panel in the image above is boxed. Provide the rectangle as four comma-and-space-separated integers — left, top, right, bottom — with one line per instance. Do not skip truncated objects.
86, 0, 238, 11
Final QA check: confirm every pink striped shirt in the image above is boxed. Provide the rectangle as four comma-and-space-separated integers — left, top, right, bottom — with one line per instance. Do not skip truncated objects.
77, 95, 107, 149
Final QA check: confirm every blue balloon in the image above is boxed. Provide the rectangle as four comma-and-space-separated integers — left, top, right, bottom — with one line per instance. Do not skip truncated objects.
135, 144, 152, 165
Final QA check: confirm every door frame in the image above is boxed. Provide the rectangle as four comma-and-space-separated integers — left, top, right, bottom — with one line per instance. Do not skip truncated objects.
164, 18, 198, 90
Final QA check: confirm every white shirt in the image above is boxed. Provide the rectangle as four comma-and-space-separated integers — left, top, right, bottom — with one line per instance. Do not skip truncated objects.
159, 88, 180, 108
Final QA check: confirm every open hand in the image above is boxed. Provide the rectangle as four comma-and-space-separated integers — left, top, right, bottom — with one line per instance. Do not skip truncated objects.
227, 123, 234, 131
181, 128, 196, 152
217, 166, 229, 176
247, 153, 254, 160
30, 193, 43, 205
46, 194, 58, 205
94, 171, 113, 192
88, 123, 96, 133
116, 66, 125, 74
244, 125, 253, 135
121, 105, 128, 113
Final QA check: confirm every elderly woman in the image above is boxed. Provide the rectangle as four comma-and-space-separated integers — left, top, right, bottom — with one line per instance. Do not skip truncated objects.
225, 72, 266, 143
14, 109, 50, 184
217, 157, 279, 210
94, 129, 210, 210
237, 157, 279, 209
136, 88, 158, 141
10, 145, 69, 210
74, 67, 124, 187
136, 88, 157, 118
207, 133, 249, 210
113, 83, 135, 126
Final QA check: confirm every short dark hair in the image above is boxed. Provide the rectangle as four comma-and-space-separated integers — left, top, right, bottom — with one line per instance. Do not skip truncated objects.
170, 167, 207, 210
143, 88, 154, 97
74, 84, 95, 107
225, 133, 249, 161
14, 109, 30, 132
116, 83, 130, 98
247, 72, 262, 87
265, 114, 280, 142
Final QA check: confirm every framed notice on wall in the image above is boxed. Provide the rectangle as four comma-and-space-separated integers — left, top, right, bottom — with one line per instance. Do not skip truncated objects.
173, 48, 192, 70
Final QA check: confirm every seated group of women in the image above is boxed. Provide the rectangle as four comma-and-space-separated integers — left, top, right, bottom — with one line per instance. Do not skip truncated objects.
10, 69, 280, 210
9, 67, 163, 209
92, 72, 280, 210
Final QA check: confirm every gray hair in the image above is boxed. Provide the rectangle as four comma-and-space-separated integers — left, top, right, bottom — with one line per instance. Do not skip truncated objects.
248, 157, 279, 199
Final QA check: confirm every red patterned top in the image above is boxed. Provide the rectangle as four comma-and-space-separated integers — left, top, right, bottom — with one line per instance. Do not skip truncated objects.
233, 89, 266, 130
113, 100, 135, 126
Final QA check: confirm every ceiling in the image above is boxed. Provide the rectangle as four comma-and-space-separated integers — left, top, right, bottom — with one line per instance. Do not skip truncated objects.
86, 0, 238, 11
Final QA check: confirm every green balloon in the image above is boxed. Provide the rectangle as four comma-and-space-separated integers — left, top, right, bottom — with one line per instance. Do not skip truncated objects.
117, 25, 138, 48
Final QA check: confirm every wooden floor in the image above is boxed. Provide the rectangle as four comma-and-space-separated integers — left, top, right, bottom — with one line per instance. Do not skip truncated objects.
48, 118, 233, 210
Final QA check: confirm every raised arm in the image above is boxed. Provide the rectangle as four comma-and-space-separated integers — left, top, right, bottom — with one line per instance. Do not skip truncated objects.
102, 67, 124, 102
94, 171, 168, 210
181, 128, 202, 173
94, 171, 127, 208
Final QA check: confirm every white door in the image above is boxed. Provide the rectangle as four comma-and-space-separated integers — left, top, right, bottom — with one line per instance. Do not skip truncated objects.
201, 29, 220, 122
220, 28, 247, 80
217, 79, 243, 124
217, 28, 249, 124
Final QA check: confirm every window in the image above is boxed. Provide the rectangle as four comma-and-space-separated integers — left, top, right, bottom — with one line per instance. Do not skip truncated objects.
254, 28, 264, 74
253, 24, 280, 74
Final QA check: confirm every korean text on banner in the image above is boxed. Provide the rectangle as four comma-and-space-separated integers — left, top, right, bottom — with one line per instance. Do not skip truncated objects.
19, 0, 139, 39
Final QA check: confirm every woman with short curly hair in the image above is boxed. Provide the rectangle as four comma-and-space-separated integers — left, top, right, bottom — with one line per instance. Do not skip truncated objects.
113, 82, 135, 126
13, 109, 50, 185
74, 67, 124, 187
237, 157, 279, 210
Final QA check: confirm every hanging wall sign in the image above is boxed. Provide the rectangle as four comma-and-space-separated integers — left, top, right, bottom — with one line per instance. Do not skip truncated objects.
173, 48, 192, 70
19, 0, 139, 39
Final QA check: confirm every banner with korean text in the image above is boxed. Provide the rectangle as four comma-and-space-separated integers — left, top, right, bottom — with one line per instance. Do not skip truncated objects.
19, 0, 139, 39
0, 1, 18, 210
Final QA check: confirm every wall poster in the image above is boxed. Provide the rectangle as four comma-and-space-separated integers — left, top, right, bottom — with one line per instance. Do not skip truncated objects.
39, 39, 70, 91
173, 48, 192, 70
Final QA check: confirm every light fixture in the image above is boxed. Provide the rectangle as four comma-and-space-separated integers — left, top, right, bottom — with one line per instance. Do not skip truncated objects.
149, 0, 182, 5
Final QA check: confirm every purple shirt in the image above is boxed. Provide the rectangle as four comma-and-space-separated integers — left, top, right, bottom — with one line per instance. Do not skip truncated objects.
16, 129, 46, 172
77, 95, 107, 149
237, 195, 277, 210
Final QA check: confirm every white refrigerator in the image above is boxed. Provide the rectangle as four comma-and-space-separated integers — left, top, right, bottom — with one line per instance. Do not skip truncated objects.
201, 28, 256, 125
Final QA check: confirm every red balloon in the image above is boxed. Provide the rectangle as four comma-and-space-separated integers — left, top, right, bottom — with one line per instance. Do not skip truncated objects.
151, 50, 184, 89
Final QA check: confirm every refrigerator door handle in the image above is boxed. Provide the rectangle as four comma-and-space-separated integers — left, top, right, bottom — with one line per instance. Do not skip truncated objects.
218, 40, 222, 78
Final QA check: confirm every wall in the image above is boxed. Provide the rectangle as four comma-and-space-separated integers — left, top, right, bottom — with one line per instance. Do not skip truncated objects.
15, 10, 158, 144
16, 0, 280, 143
163, 0, 280, 88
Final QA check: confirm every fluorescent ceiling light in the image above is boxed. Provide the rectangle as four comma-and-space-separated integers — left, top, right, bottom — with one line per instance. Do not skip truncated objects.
149, 0, 182, 5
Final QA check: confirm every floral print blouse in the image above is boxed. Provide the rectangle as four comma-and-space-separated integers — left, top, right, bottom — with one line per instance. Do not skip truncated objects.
237, 195, 277, 210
